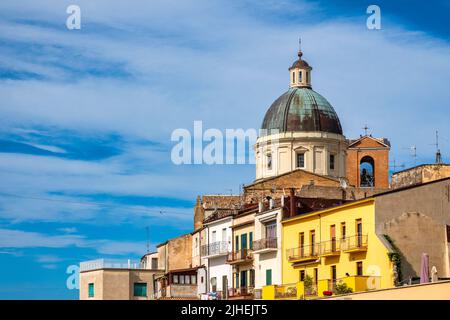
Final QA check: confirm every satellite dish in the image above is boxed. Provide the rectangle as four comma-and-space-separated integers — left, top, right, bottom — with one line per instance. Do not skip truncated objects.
340, 178, 348, 189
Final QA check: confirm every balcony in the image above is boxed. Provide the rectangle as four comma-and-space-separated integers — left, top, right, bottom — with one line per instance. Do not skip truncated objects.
341, 235, 368, 253
201, 241, 228, 258
252, 237, 278, 254
286, 244, 320, 264
320, 238, 341, 257
228, 286, 254, 300
226, 249, 253, 265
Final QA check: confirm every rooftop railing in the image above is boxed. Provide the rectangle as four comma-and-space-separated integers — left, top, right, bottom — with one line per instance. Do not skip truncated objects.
80, 259, 144, 272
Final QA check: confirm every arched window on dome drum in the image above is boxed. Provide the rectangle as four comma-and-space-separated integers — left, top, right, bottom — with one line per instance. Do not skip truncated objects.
306, 71, 309, 83
292, 72, 295, 84
299, 71, 303, 82
360, 156, 375, 187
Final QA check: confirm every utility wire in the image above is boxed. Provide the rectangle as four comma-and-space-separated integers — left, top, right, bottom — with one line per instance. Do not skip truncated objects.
0, 191, 190, 216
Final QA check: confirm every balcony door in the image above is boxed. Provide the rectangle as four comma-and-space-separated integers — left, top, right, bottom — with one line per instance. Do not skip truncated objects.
266, 222, 276, 239
240, 270, 247, 288
240, 233, 248, 259
356, 219, 362, 247
330, 225, 336, 252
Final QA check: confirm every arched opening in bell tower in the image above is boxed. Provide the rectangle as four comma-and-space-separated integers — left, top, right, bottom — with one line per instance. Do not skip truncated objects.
360, 156, 375, 187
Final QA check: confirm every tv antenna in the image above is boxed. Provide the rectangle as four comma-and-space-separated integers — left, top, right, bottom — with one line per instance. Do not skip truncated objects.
390, 158, 405, 172
430, 130, 443, 164
145, 226, 150, 253
403, 145, 417, 167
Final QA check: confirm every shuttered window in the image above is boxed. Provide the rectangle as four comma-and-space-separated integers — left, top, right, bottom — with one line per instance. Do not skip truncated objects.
266, 269, 272, 285
88, 283, 94, 298
133, 283, 147, 297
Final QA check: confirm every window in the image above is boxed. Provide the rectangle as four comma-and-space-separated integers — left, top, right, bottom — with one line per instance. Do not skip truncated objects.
329, 154, 335, 170
235, 235, 239, 251
299, 70, 303, 82
191, 275, 197, 285
180, 275, 185, 284
292, 72, 295, 83
211, 277, 217, 292
201, 276, 204, 284
297, 153, 305, 168
133, 283, 147, 297
222, 228, 227, 242
88, 283, 94, 298
267, 154, 272, 170
173, 275, 179, 284
314, 268, 318, 284
266, 269, 272, 285
185, 275, 190, 285
151, 258, 158, 269
299, 270, 305, 282
357, 262, 363, 276
211, 230, 217, 243
306, 71, 309, 83
341, 222, 346, 240
249, 232, 253, 250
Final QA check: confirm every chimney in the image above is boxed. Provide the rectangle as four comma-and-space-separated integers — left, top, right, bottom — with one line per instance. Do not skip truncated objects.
258, 201, 263, 213
290, 188, 296, 217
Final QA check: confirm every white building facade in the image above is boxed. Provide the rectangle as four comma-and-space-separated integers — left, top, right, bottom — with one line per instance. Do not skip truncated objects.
202, 214, 233, 299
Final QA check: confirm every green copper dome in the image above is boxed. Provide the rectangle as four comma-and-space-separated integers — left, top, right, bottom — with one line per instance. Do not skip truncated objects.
261, 87, 343, 135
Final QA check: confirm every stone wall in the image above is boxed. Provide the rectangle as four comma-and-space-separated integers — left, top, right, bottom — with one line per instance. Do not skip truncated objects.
375, 178, 450, 279
391, 164, 450, 189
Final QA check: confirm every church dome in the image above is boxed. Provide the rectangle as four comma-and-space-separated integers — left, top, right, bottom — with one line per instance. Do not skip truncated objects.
261, 87, 343, 135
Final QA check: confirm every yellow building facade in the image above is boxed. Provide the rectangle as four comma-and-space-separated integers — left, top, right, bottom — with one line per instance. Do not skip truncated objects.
264, 198, 395, 299
228, 211, 256, 299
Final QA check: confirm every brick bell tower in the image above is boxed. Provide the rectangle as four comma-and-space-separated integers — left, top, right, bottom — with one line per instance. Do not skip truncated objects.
346, 135, 390, 189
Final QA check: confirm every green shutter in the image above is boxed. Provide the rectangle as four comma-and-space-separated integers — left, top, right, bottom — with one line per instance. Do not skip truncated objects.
88, 283, 94, 298
266, 269, 272, 285
133, 283, 147, 297
249, 232, 253, 249
235, 235, 239, 251
241, 233, 247, 250
235, 273, 240, 288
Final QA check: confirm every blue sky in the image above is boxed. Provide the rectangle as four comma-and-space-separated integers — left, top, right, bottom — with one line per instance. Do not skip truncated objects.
0, 0, 449, 299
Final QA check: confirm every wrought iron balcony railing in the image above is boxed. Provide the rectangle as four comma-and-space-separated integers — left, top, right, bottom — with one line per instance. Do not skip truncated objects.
253, 237, 278, 251
286, 243, 320, 262
201, 241, 228, 257
227, 249, 253, 263
228, 286, 254, 297
320, 238, 340, 256
274, 283, 297, 299
341, 234, 368, 252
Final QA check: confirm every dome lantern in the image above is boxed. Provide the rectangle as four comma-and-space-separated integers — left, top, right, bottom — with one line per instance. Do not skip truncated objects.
288, 48, 312, 88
